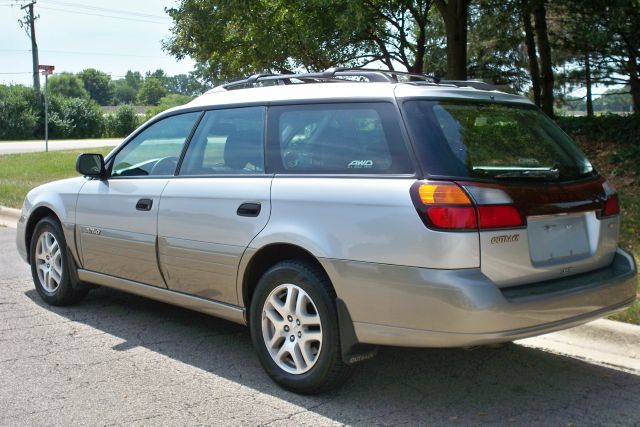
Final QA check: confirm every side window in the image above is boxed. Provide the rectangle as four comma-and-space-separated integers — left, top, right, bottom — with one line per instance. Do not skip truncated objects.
268, 103, 413, 174
180, 107, 265, 175
111, 112, 200, 177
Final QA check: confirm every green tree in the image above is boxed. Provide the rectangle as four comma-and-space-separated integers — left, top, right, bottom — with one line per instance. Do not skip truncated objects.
0, 84, 39, 140
112, 80, 138, 105
466, 0, 528, 91
164, 0, 439, 79
48, 72, 89, 99
78, 68, 114, 105
137, 77, 168, 105
125, 70, 143, 92
166, 73, 210, 96
112, 70, 143, 105
591, 0, 640, 112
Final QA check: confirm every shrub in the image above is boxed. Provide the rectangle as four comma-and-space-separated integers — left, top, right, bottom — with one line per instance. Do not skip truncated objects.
0, 84, 40, 140
105, 104, 141, 137
557, 114, 640, 176
556, 114, 640, 147
48, 95, 104, 139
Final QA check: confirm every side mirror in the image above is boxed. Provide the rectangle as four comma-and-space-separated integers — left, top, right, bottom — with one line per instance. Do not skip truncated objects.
76, 153, 106, 179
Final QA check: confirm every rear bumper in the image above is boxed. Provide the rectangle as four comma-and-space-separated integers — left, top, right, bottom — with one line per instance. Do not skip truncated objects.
321, 248, 637, 347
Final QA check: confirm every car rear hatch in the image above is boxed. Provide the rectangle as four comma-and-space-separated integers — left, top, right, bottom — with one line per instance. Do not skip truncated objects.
402, 99, 621, 287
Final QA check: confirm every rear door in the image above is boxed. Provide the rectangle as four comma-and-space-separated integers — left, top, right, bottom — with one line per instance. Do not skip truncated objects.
157, 106, 270, 305
401, 100, 620, 286
76, 112, 201, 287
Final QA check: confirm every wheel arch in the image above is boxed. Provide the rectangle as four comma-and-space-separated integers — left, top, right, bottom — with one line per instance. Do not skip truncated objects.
238, 243, 332, 311
24, 205, 61, 261
238, 242, 378, 366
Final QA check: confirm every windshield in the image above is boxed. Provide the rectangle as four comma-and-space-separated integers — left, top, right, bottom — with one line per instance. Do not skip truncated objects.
402, 100, 595, 182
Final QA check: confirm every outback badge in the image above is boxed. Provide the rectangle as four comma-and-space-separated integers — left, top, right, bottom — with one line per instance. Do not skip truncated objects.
490, 234, 520, 244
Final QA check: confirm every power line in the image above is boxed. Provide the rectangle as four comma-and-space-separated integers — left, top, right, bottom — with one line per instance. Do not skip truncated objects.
0, 71, 33, 75
0, 48, 167, 59
37, 0, 170, 20
38, 5, 170, 24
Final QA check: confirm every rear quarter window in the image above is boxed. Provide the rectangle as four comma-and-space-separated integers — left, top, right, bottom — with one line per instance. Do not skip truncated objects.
267, 103, 414, 174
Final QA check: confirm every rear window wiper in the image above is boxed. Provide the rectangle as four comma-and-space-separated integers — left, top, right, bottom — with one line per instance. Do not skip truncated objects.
493, 168, 559, 180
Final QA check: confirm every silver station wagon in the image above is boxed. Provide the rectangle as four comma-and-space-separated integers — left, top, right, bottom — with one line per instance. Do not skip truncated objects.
16, 68, 637, 393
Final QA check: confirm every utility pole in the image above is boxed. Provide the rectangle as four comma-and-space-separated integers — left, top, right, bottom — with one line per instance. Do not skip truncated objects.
38, 65, 54, 152
19, 1, 41, 103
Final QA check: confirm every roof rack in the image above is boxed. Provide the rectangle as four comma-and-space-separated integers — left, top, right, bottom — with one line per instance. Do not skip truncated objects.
213, 67, 496, 92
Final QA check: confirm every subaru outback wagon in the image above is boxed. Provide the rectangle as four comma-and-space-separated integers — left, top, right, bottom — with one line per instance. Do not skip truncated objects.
16, 68, 637, 393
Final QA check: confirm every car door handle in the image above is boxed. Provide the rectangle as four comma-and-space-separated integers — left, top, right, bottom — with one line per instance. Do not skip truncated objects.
237, 202, 261, 217
136, 198, 153, 211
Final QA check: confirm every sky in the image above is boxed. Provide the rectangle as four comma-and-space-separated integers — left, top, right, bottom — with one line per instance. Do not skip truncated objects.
0, 0, 195, 86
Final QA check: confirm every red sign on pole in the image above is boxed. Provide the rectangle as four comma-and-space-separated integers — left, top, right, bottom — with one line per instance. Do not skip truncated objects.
38, 64, 55, 75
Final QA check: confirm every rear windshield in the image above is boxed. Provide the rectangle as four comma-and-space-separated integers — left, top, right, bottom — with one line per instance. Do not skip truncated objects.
402, 100, 595, 182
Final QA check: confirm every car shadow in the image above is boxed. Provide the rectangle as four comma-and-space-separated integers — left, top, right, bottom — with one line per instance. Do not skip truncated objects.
25, 286, 640, 425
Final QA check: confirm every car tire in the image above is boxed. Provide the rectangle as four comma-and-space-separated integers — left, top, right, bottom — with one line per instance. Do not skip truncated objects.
249, 260, 353, 394
29, 217, 88, 306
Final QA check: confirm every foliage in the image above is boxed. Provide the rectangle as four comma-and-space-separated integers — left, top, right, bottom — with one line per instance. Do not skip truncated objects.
557, 114, 640, 177
105, 104, 141, 137
467, 0, 528, 91
47, 72, 89, 99
112, 80, 137, 105
78, 68, 114, 105
164, 0, 444, 79
48, 95, 104, 139
0, 84, 40, 140
165, 73, 210, 97
137, 77, 168, 106
145, 94, 193, 118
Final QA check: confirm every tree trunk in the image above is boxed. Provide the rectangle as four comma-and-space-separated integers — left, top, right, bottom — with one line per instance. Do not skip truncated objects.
628, 49, 640, 113
630, 75, 640, 114
533, 1, 554, 117
521, 7, 541, 107
412, 23, 426, 74
435, 0, 469, 80
584, 52, 593, 118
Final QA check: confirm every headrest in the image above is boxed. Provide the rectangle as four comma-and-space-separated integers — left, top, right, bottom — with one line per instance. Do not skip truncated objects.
223, 129, 264, 170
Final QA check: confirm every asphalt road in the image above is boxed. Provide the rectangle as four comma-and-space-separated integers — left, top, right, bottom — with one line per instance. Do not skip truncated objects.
1, 227, 639, 425
0, 138, 121, 155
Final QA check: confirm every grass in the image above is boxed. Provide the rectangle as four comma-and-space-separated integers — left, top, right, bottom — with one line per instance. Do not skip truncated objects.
575, 137, 640, 325
608, 190, 640, 324
0, 145, 638, 325
0, 147, 113, 209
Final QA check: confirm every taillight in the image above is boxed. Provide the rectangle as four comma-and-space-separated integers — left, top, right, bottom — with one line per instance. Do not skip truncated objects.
427, 206, 477, 229
600, 180, 620, 218
410, 181, 524, 231
411, 182, 477, 231
602, 194, 620, 217
477, 205, 522, 228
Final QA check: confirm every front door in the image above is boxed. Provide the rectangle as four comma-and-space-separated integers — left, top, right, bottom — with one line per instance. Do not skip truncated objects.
76, 111, 201, 287
157, 107, 270, 304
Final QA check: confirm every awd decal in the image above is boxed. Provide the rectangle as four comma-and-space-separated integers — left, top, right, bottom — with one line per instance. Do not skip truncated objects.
347, 160, 374, 168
